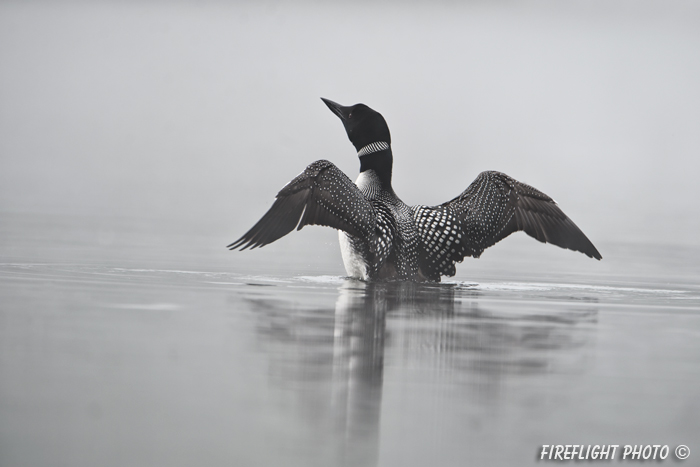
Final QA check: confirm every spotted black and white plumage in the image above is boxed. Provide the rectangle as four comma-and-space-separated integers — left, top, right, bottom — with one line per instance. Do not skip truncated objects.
411, 171, 601, 280
228, 160, 377, 252
229, 98, 602, 281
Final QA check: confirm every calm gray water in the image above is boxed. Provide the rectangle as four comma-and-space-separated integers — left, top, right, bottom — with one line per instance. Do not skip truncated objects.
1, 213, 699, 467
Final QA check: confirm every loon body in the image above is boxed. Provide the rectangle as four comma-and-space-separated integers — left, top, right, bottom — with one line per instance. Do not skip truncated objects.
228, 98, 601, 281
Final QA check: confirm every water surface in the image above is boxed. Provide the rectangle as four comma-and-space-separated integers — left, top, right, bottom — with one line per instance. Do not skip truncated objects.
1, 214, 699, 467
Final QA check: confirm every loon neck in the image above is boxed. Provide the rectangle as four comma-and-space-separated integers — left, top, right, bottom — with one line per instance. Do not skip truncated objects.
358, 142, 393, 189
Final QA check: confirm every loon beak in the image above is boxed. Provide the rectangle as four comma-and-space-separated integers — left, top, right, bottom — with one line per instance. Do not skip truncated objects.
321, 98, 350, 121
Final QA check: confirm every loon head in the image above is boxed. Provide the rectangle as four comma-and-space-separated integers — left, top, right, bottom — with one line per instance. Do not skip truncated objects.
321, 98, 391, 153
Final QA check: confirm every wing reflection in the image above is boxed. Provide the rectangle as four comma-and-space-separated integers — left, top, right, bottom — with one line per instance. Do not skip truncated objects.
245, 279, 597, 467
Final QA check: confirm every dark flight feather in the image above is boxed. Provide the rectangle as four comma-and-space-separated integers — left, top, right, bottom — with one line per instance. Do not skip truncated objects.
228, 160, 377, 251
414, 171, 601, 280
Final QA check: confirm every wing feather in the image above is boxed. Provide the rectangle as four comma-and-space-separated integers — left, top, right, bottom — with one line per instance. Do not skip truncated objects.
228, 160, 376, 250
414, 171, 601, 280
448, 171, 601, 258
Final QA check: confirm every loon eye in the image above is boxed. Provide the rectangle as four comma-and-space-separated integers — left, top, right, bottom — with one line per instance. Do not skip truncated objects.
348, 112, 352, 119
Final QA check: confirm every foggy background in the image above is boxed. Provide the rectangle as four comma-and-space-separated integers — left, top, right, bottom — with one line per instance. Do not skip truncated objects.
2, 0, 699, 250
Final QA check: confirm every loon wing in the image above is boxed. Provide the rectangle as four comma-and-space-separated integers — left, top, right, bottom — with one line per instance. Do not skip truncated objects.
413, 171, 601, 280
228, 160, 377, 250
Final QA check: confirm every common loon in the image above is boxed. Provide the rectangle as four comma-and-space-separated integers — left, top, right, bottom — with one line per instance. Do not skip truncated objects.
228, 98, 602, 281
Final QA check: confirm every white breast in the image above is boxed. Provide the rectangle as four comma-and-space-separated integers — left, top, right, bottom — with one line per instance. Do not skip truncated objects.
354, 170, 380, 195
338, 231, 369, 280
337, 171, 380, 280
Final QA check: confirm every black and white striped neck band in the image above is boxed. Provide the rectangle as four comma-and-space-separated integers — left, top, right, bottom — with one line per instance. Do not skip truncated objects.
357, 141, 390, 157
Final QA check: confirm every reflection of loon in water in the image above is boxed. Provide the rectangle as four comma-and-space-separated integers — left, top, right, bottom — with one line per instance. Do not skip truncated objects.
229, 98, 602, 281
246, 280, 597, 467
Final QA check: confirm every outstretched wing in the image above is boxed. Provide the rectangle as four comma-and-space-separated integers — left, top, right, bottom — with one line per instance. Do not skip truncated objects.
413, 171, 601, 280
228, 160, 377, 250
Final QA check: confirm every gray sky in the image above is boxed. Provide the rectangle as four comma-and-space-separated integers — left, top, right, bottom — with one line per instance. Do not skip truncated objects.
1, 1, 699, 245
